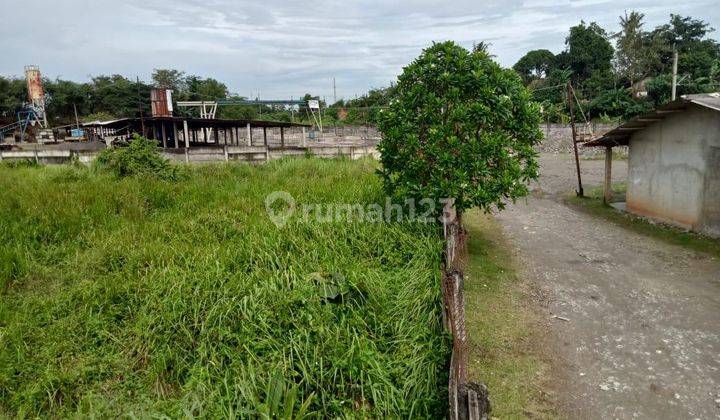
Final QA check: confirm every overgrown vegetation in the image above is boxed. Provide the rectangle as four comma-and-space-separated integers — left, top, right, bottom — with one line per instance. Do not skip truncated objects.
516, 13, 720, 122
463, 211, 555, 418
96, 135, 180, 180
378, 41, 541, 215
0, 159, 449, 417
567, 184, 720, 259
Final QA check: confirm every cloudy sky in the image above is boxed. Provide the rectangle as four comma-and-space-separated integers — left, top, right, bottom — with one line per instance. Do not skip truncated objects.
1, 0, 718, 100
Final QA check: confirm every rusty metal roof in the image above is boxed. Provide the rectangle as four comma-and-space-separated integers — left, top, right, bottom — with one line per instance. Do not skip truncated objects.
584, 93, 720, 148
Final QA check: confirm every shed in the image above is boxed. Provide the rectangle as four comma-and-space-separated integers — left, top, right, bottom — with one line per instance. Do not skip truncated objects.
585, 93, 720, 238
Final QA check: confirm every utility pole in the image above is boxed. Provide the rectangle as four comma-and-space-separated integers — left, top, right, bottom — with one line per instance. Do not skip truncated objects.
333, 77, 337, 104
671, 44, 678, 101
73, 103, 80, 129
567, 81, 583, 197
137, 76, 145, 136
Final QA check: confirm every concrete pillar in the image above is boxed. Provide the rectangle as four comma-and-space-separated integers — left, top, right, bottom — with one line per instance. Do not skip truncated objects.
603, 146, 613, 204
161, 123, 167, 148
302, 126, 307, 147
246, 123, 252, 146
183, 120, 190, 149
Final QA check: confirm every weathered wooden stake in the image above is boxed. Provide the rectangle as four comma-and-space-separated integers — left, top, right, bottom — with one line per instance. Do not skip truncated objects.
604, 146, 613, 204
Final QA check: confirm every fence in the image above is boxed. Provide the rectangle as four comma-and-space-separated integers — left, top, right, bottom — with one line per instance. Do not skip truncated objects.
442, 201, 491, 420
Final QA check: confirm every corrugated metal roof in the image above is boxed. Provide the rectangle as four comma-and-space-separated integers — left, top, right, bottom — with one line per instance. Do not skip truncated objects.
584, 93, 720, 148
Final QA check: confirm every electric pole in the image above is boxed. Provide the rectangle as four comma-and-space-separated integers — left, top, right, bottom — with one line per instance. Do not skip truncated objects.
333, 77, 337, 104
671, 44, 678, 101
137, 76, 145, 136
567, 81, 583, 197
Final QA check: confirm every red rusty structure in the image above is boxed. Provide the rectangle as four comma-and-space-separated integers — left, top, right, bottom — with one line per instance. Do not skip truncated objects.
150, 89, 173, 117
24, 65, 48, 127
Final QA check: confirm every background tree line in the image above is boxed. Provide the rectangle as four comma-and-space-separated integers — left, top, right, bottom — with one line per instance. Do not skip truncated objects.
514, 12, 720, 123
1, 12, 717, 127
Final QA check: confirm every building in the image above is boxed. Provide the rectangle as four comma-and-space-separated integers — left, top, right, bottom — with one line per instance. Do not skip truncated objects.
585, 93, 720, 238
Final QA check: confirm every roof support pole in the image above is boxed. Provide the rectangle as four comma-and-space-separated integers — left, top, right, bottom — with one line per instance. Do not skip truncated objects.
229, 126, 234, 146
263, 126, 268, 147
161, 122, 167, 149
173, 121, 179, 148
280, 127, 285, 148
183, 120, 190, 149
603, 146, 613, 204
246, 123, 252, 146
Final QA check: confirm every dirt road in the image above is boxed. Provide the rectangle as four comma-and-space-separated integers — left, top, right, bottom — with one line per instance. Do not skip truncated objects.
496, 153, 720, 419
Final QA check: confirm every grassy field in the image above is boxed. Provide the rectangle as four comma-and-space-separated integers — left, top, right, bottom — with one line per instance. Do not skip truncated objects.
566, 183, 720, 259
0, 158, 449, 417
463, 211, 555, 419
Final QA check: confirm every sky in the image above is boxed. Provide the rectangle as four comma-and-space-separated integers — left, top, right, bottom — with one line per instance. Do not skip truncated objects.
1, 0, 718, 101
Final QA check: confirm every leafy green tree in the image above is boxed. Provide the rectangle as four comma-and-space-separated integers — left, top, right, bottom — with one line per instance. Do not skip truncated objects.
613, 11, 656, 91
0, 76, 27, 117
151, 69, 187, 91
183, 76, 228, 101
88, 75, 150, 118
565, 22, 614, 86
513, 49, 556, 82
377, 41, 542, 216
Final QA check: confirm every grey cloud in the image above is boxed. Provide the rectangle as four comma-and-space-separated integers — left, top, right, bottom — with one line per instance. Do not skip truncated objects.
0, 0, 718, 99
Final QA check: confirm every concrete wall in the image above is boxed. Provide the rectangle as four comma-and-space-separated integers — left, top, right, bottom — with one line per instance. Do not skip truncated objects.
626, 105, 720, 236
0, 145, 378, 166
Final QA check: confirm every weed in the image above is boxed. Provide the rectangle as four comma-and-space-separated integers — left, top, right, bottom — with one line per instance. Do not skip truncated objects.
0, 158, 449, 417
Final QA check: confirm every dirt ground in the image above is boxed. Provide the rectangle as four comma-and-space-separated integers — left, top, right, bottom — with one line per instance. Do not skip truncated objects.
495, 153, 720, 419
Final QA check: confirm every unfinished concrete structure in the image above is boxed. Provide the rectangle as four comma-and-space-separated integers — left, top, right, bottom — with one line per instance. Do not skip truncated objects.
586, 93, 720, 237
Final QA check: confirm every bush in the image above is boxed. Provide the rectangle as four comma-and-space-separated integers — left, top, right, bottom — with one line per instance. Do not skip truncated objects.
378, 41, 542, 215
96, 135, 178, 180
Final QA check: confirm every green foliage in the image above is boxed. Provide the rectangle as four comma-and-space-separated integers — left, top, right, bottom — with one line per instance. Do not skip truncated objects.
587, 87, 654, 119
96, 135, 178, 180
513, 49, 556, 82
0, 159, 448, 417
565, 21, 614, 85
378, 41, 542, 214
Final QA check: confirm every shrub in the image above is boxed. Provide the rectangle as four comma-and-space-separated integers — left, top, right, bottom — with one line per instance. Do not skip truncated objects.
96, 135, 178, 180
377, 41, 542, 215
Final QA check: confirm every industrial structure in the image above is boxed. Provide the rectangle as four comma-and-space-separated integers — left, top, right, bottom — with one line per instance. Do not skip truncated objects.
586, 93, 720, 238
0, 65, 54, 143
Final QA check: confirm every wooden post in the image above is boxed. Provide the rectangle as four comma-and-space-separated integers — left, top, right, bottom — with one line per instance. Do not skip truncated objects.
567, 82, 584, 197
280, 127, 285, 148
263, 126, 268, 147
246, 123, 252, 146
183, 120, 190, 149
603, 146, 613, 204
161, 123, 167, 148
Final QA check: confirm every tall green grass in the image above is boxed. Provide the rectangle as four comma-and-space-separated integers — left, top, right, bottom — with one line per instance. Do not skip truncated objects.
0, 158, 448, 417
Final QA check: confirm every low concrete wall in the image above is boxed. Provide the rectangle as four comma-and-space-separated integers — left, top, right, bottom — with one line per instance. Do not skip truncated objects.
0, 145, 379, 166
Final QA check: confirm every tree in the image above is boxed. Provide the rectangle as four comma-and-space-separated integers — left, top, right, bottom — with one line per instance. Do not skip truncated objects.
613, 11, 655, 91
377, 41, 542, 217
565, 21, 614, 85
513, 49, 556, 82
151, 69, 186, 91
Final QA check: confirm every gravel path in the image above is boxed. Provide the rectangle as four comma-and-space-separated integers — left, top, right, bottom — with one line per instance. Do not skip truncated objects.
496, 153, 720, 419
